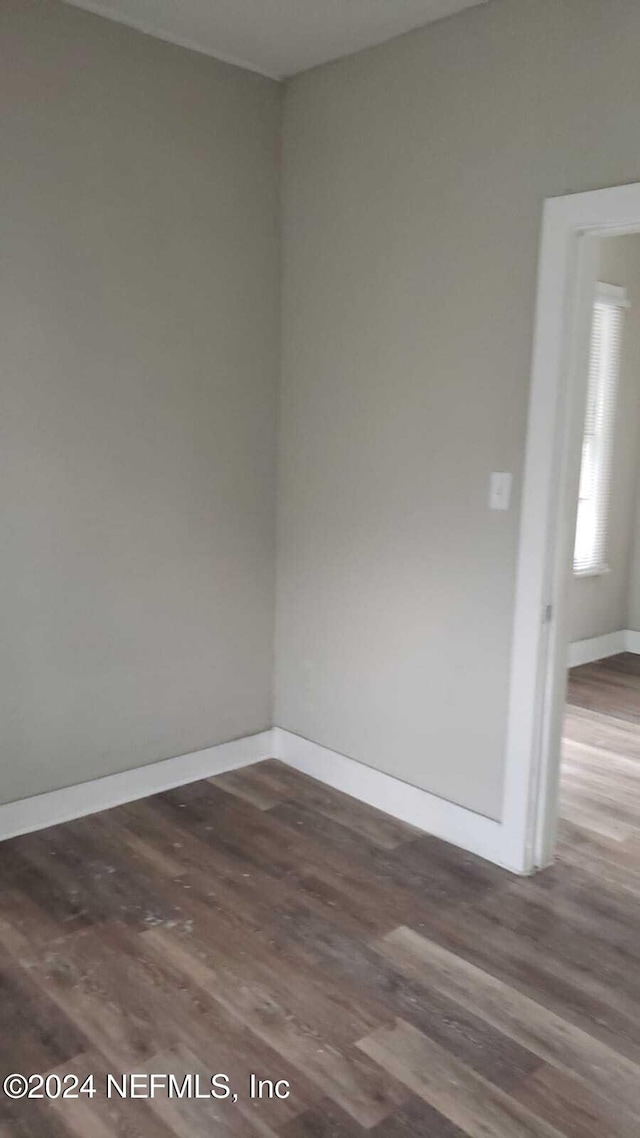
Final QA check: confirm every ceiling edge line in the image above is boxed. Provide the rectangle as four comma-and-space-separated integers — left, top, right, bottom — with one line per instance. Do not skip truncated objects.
62, 0, 284, 81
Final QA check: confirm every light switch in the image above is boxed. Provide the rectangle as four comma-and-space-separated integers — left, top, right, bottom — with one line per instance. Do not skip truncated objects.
489, 472, 512, 511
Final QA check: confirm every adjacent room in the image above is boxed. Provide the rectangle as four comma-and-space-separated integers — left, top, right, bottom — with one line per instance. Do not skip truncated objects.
3, 1, 640, 1135
562, 233, 640, 862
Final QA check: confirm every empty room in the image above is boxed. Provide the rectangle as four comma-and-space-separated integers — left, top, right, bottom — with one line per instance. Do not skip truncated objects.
3, 1, 640, 1136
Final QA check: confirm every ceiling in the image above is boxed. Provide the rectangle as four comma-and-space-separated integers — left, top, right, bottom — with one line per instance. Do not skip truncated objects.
63, 0, 490, 80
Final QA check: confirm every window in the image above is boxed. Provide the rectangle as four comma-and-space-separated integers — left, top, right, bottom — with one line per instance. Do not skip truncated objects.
573, 282, 627, 576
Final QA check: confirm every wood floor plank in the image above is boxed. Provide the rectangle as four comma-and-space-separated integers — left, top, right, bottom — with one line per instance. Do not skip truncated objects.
11, 923, 319, 1128
0, 1097, 89, 1138
267, 903, 543, 1092
280, 1095, 468, 1137
42, 1052, 178, 1138
511, 1062, 640, 1138
2, 817, 188, 935
357, 1019, 565, 1138
557, 838, 640, 896
213, 759, 316, 806
425, 907, 640, 1062
375, 925, 640, 1116
465, 877, 640, 996
152, 782, 413, 937
0, 953, 88, 1076
567, 655, 640, 724
278, 1099, 368, 1137
368, 1098, 471, 1138
563, 710, 640, 760
141, 927, 408, 1128
268, 798, 502, 922
116, 791, 405, 968
129, 1046, 259, 1138
249, 761, 421, 850
212, 766, 290, 812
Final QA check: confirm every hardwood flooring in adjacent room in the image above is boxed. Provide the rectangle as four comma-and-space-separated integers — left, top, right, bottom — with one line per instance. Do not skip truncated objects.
1, 676, 640, 1136
561, 651, 640, 848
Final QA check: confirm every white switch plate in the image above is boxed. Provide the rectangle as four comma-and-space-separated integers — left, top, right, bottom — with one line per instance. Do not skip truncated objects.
489, 471, 512, 511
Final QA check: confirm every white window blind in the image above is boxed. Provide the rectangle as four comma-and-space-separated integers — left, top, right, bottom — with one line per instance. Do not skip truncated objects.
573, 283, 627, 576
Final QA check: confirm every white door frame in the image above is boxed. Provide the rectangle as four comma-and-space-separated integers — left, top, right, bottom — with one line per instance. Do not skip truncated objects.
500, 182, 640, 876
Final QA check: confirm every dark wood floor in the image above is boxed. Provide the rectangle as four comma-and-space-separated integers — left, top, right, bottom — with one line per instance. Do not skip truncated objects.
1, 669, 640, 1136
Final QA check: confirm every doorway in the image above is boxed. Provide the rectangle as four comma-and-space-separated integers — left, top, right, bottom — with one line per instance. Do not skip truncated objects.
562, 232, 640, 854
501, 182, 640, 876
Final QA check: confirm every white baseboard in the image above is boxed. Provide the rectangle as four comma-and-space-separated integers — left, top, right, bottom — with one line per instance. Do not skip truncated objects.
567, 630, 626, 668
273, 727, 516, 871
0, 725, 526, 873
624, 629, 640, 655
568, 629, 640, 668
0, 730, 273, 843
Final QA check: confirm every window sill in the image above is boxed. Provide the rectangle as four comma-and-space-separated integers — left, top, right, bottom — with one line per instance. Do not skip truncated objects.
573, 565, 610, 579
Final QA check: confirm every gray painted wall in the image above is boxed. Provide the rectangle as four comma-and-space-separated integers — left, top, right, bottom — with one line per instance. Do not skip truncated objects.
276, 0, 640, 820
1, 0, 281, 805
8, 0, 640, 825
570, 234, 640, 644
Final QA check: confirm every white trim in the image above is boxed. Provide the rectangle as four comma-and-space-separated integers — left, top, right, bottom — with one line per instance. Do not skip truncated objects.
596, 282, 630, 308
0, 723, 527, 873
567, 630, 626, 668
61, 0, 283, 81
0, 731, 273, 843
503, 181, 640, 875
273, 728, 523, 873
624, 630, 640, 655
